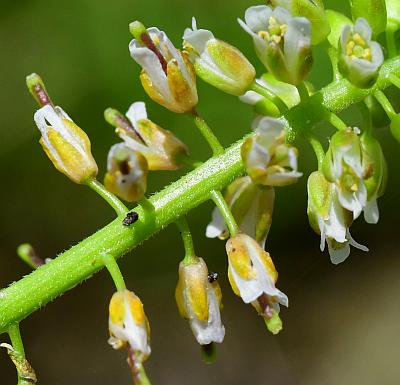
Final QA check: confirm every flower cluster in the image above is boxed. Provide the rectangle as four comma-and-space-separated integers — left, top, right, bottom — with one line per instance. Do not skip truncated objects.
22, 1, 399, 383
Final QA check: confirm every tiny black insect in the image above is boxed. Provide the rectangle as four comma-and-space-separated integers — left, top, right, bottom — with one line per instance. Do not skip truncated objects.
122, 211, 139, 226
208, 272, 218, 283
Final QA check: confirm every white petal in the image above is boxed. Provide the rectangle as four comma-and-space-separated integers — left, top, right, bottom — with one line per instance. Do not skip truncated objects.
364, 198, 379, 224
183, 26, 214, 54
327, 239, 350, 265
239, 90, 263, 105
243, 5, 271, 33
206, 207, 227, 238
126, 101, 148, 130
189, 283, 225, 345
229, 265, 263, 303
347, 230, 369, 252
354, 17, 372, 42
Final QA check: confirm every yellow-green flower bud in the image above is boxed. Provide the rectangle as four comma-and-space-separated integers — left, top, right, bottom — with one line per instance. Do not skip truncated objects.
108, 289, 151, 362
33, 104, 98, 184
129, 21, 198, 114
268, 0, 331, 44
104, 144, 148, 203
350, 0, 387, 36
175, 258, 225, 345
183, 18, 256, 96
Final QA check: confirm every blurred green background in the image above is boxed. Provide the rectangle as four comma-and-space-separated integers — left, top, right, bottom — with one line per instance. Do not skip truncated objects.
1, 0, 400, 384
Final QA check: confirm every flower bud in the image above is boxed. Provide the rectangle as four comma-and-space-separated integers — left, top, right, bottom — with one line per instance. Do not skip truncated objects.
226, 233, 288, 333
108, 289, 151, 362
350, 0, 387, 36
206, 176, 274, 248
325, 10, 353, 48
267, 0, 331, 44
239, 5, 313, 85
105, 102, 188, 170
307, 171, 368, 264
129, 21, 198, 113
183, 18, 256, 96
338, 18, 384, 88
322, 127, 367, 219
241, 117, 302, 186
104, 144, 148, 203
360, 132, 387, 223
175, 258, 225, 345
33, 104, 98, 184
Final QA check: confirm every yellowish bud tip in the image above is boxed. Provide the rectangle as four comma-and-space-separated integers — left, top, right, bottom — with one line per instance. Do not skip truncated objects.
104, 107, 124, 128
129, 21, 147, 41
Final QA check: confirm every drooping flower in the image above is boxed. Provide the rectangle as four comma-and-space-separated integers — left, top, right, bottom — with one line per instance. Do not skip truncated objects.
175, 258, 225, 345
322, 127, 367, 219
104, 144, 148, 203
129, 21, 198, 113
238, 5, 312, 85
206, 176, 274, 248
183, 18, 256, 96
105, 101, 188, 171
33, 104, 98, 184
307, 170, 368, 264
267, 0, 331, 44
241, 117, 302, 186
360, 132, 387, 224
226, 233, 288, 334
108, 289, 151, 363
338, 18, 384, 88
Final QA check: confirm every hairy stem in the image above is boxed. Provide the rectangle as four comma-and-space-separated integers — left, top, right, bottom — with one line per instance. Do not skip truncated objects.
1, 55, 400, 334
210, 190, 239, 237
101, 254, 126, 292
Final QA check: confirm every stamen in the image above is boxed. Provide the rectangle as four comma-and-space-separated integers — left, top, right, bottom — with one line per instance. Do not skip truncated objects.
26, 73, 53, 107
257, 293, 273, 319
104, 108, 145, 144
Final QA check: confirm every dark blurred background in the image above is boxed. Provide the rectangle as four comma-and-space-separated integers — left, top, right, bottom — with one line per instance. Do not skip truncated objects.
1, 0, 400, 384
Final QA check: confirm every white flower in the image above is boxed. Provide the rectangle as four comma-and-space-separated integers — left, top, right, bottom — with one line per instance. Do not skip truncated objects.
338, 18, 384, 88
226, 233, 288, 307
241, 117, 302, 186
323, 127, 368, 219
34, 104, 98, 184
175, 258, 225, 345
183, 18, 255, 96
307, 170, 368, 265
238, 5, 312, 85
106, 101, 188, 170
206, 176, 274, 248
129, 22, 197, 113
108, 289, 151, 362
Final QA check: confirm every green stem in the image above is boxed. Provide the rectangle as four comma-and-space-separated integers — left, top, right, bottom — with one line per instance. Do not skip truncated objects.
374, 90, 396, 118
175, 217, 197, 264
327, 112, 348, 130
210, 190, 239, 237
388, 73, 400, 89
296, 82, 310, 102
250, 81, 288, 113
8, 324, 25, 357
325, 45, 341, 81
101, 254, 126, 292
192, 112, 224, 156
1, 55, 400, 334
306, 133, 325, 170
359, 101, 373, 136
86, 179, 128, 216
386, 28, 397, 58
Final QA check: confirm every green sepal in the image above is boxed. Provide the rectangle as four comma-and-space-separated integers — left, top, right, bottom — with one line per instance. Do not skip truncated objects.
386, 0, 400, 30
350, 0, 387, 36
390, 113, 400, 143
308, 171, 332, 219
325, 10, 353, 48
268, 0, 331, 44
